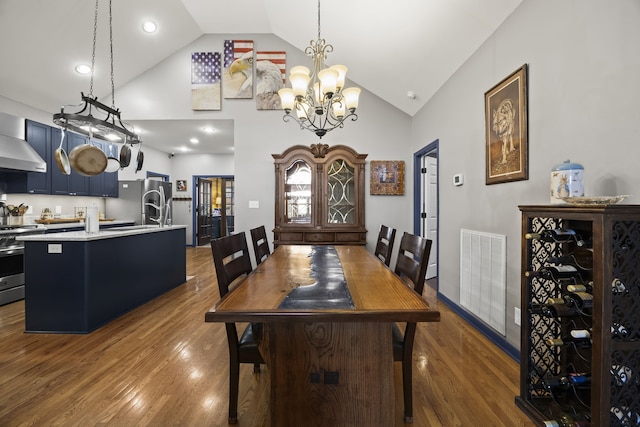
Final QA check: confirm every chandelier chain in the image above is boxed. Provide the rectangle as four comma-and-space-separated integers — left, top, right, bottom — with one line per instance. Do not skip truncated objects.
317, 0, 321, 41
89, 0, 99, 98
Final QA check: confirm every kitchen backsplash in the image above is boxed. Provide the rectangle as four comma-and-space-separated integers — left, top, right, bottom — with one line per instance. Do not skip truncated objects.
1, 193, 106, 224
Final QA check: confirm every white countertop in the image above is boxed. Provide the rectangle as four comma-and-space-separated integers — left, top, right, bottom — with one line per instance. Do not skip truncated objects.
18, 225, 187, 242
40, 219, 135, 231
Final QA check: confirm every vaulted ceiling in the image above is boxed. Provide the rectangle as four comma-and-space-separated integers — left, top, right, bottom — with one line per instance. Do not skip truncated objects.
0, 0, 522, 154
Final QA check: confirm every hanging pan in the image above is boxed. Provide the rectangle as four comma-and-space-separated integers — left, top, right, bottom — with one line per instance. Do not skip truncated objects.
135, 142, 144, 173
54, 129, 71, 175
104, 142, 121, 173
119, 143, 132, 168
69, 137, 107, 176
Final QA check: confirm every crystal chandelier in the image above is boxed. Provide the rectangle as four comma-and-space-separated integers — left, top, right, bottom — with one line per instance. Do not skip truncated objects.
53, 0, 140, 146
278, 0, 361, 139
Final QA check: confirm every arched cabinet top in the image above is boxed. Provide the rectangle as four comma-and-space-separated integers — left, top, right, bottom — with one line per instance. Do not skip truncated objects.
272, 144, 368, 166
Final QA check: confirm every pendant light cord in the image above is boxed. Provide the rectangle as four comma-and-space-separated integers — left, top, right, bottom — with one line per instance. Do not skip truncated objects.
89, 0, 99, 99
109, 0, 116, 109
87, 0, 116, 109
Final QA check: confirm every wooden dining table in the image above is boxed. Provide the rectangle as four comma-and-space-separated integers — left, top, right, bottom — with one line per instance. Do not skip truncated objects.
205, 244, 440, 426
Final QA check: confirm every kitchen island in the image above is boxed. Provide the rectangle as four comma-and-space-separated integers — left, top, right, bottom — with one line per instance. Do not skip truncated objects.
18, 225, 187, 333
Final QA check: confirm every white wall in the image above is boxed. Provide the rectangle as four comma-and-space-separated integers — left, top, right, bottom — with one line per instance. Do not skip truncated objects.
412, 0, 640, 348
113, 33, 413, 253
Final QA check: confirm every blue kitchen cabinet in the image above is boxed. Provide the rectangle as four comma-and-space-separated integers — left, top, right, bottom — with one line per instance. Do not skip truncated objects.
2, 120, 52, 194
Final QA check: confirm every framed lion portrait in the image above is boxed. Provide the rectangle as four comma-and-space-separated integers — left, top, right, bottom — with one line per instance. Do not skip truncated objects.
485, 64, 528, 185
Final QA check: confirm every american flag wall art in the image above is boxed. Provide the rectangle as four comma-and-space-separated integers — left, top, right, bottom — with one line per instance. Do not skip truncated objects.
223, 40, 254, 99
255, 51, 286, 110
191, 52, 221, 110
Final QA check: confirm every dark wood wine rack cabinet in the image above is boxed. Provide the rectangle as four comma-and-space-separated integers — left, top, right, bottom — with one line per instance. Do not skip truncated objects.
516, 205, 640, 426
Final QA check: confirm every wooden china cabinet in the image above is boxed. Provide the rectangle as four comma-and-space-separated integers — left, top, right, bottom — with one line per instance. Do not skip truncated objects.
272, 144, 368, 246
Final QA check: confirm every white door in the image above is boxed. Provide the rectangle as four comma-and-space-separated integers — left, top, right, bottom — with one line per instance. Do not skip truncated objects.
421, 154, 438, 279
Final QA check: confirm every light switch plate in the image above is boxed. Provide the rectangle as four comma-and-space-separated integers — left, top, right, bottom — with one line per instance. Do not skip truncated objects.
55, 206, 62, 214
514, 307, 521, 326
249, 200, 259, 209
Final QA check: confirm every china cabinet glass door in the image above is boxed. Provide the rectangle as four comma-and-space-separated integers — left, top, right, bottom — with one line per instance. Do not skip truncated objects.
285, 160, 312, 224
327, 159, 355, 224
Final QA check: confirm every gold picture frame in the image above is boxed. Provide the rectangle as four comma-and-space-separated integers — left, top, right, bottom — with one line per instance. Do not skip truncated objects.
485, 64, 528, 185
370, 161, 405, 195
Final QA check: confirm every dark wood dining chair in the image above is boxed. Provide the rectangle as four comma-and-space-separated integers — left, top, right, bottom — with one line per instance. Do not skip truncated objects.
374, 224, 396, 266
392, 232, 432, 423
250, 225, 271, 266
210, 232, 264, 424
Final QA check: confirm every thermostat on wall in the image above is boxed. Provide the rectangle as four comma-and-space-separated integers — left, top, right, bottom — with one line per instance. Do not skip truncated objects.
453, 174, 464, 186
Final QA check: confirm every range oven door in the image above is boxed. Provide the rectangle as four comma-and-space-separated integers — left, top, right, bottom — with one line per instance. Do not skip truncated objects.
0, 247, 25, 305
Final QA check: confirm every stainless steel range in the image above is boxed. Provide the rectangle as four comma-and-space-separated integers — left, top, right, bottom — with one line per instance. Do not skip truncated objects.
0, 224, 45, 305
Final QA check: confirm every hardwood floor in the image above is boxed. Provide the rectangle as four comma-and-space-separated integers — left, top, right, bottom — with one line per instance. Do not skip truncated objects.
0, 247, 535, 426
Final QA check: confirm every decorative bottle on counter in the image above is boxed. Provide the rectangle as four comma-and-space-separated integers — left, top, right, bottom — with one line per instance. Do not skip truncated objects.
550, 159, 584, 204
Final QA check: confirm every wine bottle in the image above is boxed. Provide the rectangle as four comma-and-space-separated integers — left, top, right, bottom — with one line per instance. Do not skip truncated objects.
525, 265, 587, 283
543, 414, 591, 427
563, 290, 593, 310
546, 334, 592, 348
525, 228, 588, 247
610, 364, 633, 386
530, 300, 579, 318
612, 278, 628, 295
610, 406, 640, 426
611, 322, 629, 339
566, 282, 593, 293
545, 255, 592, 274
543, 417, 590, 427
570, 328, 591, 340
544, 373, 592, 389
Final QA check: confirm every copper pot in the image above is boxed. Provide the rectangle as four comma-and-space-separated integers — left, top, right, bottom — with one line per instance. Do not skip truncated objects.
69, 143, 107, 176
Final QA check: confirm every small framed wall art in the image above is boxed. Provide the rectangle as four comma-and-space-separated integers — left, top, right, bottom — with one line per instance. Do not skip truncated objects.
176, 180, 187, 192
370, 160, 405, 195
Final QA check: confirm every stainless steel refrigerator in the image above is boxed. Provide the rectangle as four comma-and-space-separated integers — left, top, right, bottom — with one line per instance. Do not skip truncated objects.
106, 179, 173, 225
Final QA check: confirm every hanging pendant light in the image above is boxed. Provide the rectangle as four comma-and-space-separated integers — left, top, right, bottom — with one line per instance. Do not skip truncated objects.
53, 0, 140, 171
278, 0, 361, 139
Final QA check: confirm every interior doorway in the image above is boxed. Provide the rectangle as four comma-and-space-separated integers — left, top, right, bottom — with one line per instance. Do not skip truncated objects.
194, 175, 234, 247
414, 140, 439, 285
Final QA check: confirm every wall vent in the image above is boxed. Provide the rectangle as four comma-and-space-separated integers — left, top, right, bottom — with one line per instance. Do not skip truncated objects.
460, 228, 507, 335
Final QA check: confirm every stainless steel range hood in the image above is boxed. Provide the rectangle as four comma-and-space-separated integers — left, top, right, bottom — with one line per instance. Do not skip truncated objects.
0, 112, 47, 173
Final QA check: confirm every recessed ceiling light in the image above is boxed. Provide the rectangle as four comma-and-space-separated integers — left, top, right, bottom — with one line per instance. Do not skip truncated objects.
202, 126, 215, 134
75, 64, 92, 74
190, 138, 199, 144
142, 21, 157, 33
